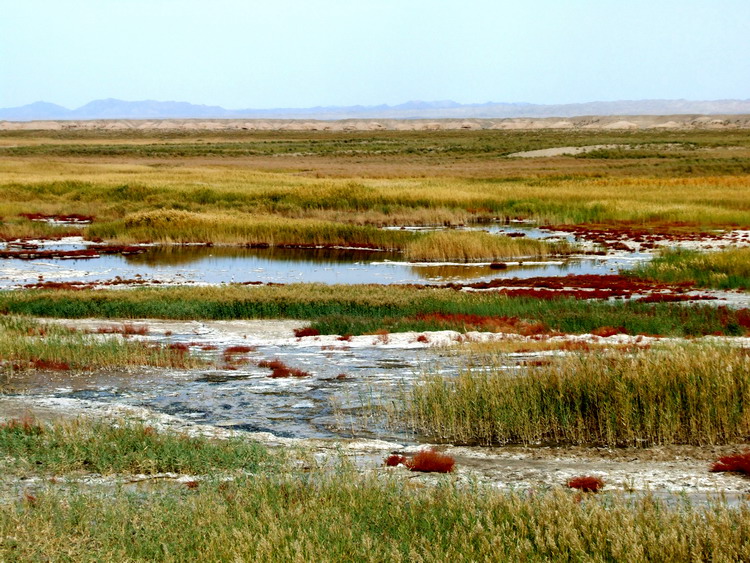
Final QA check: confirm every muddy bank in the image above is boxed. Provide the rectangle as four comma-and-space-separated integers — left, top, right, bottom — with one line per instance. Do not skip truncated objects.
2, 394, 749, 501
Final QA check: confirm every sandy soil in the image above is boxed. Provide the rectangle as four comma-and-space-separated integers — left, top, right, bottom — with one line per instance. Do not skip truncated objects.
2, 115, 750, 132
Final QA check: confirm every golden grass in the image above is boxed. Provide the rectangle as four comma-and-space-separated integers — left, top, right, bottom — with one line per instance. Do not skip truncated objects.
0, 157, 748, 229
3, 471, 750, 561
87, 209, 414, 247
404, 231, 572, 261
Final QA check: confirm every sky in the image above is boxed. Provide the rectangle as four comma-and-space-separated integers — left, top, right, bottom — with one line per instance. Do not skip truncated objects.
2, 0, 749, 109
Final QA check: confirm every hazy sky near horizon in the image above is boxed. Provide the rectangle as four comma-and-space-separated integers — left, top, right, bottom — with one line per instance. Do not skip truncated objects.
2, 0, 749, 109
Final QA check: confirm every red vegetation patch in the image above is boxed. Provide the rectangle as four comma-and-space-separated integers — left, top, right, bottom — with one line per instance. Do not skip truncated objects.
335, 373, 349, 380
566, 476, 605, 493
223, 345, 255, 366
168, 343, 190, 353
406, 449, 456, 473
385, 454, 408, 467
23, 277, 153, 290
416, 334, 430, 343
591, 326, 626, 338
547, 221, 727, 250
735, 309, 750, 331
0, 416, 44, 435
258, 359, 311, 378
185, 481, 199, 490
430, 273, 702, 302
224, 345, 255, 355
96, 323, 149, 336
293, 327, 321, 338
30, 359, 70, 371
710, 452, 750, 475
201, 344, 218, 351
415, 312, 549, 336
337, 334, 353, 342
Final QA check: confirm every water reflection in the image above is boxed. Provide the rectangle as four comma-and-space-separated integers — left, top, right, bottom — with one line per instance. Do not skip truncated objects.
124, 246, 402, 267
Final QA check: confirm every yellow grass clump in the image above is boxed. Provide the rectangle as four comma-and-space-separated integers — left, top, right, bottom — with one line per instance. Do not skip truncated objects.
404, 231, 572, 262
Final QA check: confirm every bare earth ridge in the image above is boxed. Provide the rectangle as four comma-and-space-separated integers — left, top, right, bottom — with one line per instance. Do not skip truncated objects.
2, 114, 750, 131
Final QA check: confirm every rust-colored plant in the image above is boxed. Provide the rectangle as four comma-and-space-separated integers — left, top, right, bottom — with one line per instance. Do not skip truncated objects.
31, 359, 70, 370
710, 451, 750, 475
566, 476, 604, 492
0, 416, 45, 435
385, 454, 408, 467
258, 359, 311, 378
406, 449, 455, 473
294, 327, 320, 338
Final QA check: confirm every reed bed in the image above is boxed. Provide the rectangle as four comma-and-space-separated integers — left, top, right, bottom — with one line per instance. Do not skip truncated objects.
406, 345, 750, 446
0, 316, 201, 371
403, 231, 572, 261
632, 247, 750, 290
0, 141, 749, 232
88, 209, 417, 248
2, 473, 750, 561
0, 285, 747, 337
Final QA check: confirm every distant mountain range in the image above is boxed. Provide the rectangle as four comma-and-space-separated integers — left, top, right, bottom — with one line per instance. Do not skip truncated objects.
2, 98, 750, 121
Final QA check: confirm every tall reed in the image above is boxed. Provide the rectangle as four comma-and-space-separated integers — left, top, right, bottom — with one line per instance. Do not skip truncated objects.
407, 345, 750, 446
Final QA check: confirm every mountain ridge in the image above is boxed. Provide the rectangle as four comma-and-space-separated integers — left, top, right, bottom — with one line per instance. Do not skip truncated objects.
2, 98, 750, 121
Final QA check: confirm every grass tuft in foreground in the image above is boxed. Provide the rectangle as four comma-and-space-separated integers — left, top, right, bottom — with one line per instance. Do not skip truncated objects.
2, 474, 750, 561
406, 345, 750, 447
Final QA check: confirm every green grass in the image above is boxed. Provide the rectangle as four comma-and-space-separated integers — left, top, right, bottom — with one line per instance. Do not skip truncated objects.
0, 418, 272, 476
3, 417, 750, 560
631, 247, 750, 290
406, 345, 750, 447
0, 284, 746, 337
3, 128, 750, 158
2, 472, 750, 561
0, 315, 201, 371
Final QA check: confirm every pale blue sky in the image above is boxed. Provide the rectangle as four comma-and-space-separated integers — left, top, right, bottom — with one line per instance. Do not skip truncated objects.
2, 0, 749, 109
